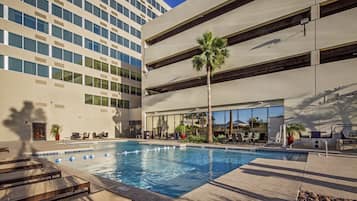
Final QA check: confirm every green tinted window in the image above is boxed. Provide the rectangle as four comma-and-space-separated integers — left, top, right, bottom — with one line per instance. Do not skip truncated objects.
110, 82, 117, 91
85, 75, 93, 86
102, 97, 108, 106
93, 95, 101, 105
63, 70, 73, 82
102, 63, 108, 72
74, 73, 82, 84
85, 94, 93, 104
52, 67, 63, 80
85, 57, 93, 68
94, 78, 101, 88
102, 80, 108, 89
94, 60, 101, 70
110, 98, 117, 107
110, 65, 117, 75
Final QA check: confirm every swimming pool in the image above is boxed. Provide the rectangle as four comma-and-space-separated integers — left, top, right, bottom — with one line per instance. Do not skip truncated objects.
42, 141, 307, 198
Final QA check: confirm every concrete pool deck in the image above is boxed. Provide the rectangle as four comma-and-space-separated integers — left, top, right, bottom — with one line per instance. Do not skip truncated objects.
1, 139, 357, 201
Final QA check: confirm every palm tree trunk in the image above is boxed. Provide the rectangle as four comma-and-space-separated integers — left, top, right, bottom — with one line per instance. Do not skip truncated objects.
229, 110, 233, 136
207, 66, 213, 143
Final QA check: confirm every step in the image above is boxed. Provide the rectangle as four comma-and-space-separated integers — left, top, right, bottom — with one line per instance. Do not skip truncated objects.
0, 157, 31, 165
0, 176, 90, 201
0, 167, 61, 189
0, 161, 43, 174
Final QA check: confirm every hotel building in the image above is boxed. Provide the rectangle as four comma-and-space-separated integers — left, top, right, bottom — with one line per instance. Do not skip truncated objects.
142, 0, 357, 144
0, 0, 170, 141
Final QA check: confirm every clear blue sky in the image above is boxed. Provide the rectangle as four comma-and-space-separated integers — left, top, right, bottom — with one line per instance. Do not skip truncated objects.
164, 0, 185, 8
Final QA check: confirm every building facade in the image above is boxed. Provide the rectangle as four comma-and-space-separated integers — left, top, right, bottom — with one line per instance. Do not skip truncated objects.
0, 0, 170, 141
142, 0, 357, 143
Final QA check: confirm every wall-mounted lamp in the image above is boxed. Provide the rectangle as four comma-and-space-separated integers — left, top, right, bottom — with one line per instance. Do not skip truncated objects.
300, 18, 309, 36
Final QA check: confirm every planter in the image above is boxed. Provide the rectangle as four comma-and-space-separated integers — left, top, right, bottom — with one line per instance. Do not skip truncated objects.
55, 133, 60, 141
180, 133, 186, 139
287, 135, 294, 145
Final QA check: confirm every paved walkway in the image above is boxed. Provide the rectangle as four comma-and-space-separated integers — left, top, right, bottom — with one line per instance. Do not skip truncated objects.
179, 153, 357, 201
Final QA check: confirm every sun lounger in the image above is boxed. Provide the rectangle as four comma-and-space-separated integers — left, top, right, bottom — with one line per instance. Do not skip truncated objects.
0, 156, 31, 165
0, 176, 90, 201
0, 147, 9, 153
0, 167, 61, 189
0, 161, 43, 174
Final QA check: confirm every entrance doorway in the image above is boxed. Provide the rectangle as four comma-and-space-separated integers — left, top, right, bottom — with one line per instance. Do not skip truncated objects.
32, 123, 46, 141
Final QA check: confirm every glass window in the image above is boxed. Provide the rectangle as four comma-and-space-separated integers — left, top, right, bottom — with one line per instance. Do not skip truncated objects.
63, 70, 73, 82
252, 107, 268, 141
85, 38, 92, 49
24, 14, 36, 29
93, 42, 100, 52
102, 80, 108, 89
102, 45, 108, 56
9, 8, 22, 24
101, 10, 108, 21
37, 64, 49, 77
37, 41, 49, 55
24, 61, 36, 75
85, 1, 92, 12
93, 24, 100, 35
110, 65, 117, 75
52, 4, 62, 18
102, 63, 108, 72
52, 25, 62, 38
102, 97, 108, 106
269, 106, 284, 117
73, 34, 82, 46
73, 14, 82, 27
85, 20, 92, 31
0, 4, 3, 18
63, 30, 72, 42
74, 73, 82, 84
0, 55, 3, 69
73, 0, 82, 7
110, 82, 117, 91
85, 75, 93, 86
52, 67, 63, 80
63, 50, 73, 62
63, 9, 72, 22
110, 98, 117, 107
37, 0, 49, 12
8, 57, 23, 72
93, 96, 101, 105
74, 53, 82, 65
93, 6, 100, 17
24, 0, 36, 6
238, 109, 252, 133
9, 33, 22, 48
85, 57, 93, 68
85, 94, 93, 104
94, 78, 101, 88
0, 30, 3, 43
101, 28, 108, 38
37, 19, 48, 33
52, 47, 62, 59
24, 38, 36, 52
94, 60, 101, 70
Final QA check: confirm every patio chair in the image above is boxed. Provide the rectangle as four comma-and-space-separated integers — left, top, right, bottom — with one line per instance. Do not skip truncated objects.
242, 132, 251, 143
82, 132, 90, 140
252, 132, 260, 143
70, 132, 81, 140
102, 132, 109, 138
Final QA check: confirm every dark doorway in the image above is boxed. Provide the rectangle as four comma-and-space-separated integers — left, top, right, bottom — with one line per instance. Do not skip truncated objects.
32, 123, 46, 141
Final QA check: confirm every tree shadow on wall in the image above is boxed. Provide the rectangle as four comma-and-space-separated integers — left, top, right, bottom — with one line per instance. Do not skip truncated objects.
286, 83, 357, 133
2, 101, 47, 156
112, 108, 123, 138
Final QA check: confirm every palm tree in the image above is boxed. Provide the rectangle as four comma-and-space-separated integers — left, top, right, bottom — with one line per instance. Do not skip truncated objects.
192, 32, 229, 143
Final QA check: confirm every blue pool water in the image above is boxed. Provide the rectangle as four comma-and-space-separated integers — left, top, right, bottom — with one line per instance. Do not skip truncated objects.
42, 141, 306, 198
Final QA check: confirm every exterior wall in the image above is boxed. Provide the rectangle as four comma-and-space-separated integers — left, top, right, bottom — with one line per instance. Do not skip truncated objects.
142, 0, 357, 137
0, 0, 170, 141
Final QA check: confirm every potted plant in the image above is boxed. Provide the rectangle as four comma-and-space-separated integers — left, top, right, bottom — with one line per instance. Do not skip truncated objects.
175, 124, 186, 140
286, 123, 306, 145
51, 124, 61, 141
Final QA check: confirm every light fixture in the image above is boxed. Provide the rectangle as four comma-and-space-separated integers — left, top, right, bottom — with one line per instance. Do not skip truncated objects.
300, 18, 309, 36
